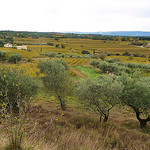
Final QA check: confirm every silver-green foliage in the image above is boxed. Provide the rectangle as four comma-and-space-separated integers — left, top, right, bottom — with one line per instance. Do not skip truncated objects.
0, 67, 39, 150
0, 67, 39, 110
38, 59, 71, 110
118, 72, 150, 128
77, 75, 123, 122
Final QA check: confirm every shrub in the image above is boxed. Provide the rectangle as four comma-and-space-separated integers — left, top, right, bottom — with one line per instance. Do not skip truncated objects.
90, 60, 99, 68
55, 44, 59, 48
99, 52, 107, 61
107, 58, 120, 63
47, 42, 54, 46
0, 67, 39, 149
0, 50, 6, 60
133, 53, 140, 57
0, 67, 39, 110
82, 50, 90, 54
97, 61, 131, 75
61, 44, 65, 48
122, 51, 131, 56
45, 52, 58, 58
8, 54, 22, 63
91, 54, 99, 59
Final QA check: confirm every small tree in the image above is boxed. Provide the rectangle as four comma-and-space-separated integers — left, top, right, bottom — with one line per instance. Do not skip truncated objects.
8, 54, 22, 64
118, 72, 150, 128
122, 51, 131, 56
0, 67, 39, 149
0, 50, 6, 60
55, 44, 59, 48
99, 52, 106, 61
77, 75, 123, 122
38, 59, 71, 110
61, 44, 65, 49
47, 42, 54, 46
90, 60, 99, 68
82, 50, 90, 54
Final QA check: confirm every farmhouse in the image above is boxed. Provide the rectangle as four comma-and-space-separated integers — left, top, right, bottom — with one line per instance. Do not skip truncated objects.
16, 45, 27, 50
146, 43, 150, 48
4, 43, 13, 48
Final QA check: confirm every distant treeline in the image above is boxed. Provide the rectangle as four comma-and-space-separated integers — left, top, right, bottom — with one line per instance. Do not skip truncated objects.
0, 30, 150, 41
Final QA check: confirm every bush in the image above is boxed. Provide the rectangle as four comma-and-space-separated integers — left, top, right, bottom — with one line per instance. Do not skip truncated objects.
91, 54, 99, 59
47, 42, 54, 46
0, 67, 39, 149
56, 44, 59, 48
0, 67, 39, 110
107, 58, 120, 63
133, 53, 140, 57
99, 52, 107, 61
82, 50, 90, 54
45, 52, 58, 58
122, 51, 131, 56
8, 54, 22, 63
0, 51, 6, 60
90, 60, 99, 68
61, 44, 65, 48
97, 61, 131, 75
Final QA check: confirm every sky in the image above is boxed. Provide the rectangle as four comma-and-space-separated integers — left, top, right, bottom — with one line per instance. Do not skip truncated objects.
0, 0, 150, 32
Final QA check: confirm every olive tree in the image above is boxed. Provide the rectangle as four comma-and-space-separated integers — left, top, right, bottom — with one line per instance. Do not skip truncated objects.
0, 67, 39, 149
118, 72, 150, 128
0, 67, 38, 110
38, 59, 71, 110
77, 75, 123, 122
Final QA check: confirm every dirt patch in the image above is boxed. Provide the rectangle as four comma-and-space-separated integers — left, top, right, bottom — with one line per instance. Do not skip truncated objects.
83, 60, 90, 67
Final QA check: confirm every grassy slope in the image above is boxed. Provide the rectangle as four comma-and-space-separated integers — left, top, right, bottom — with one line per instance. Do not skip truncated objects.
74, 65, 101, 78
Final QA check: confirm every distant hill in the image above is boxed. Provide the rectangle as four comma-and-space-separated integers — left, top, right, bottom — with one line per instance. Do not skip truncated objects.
66, 31, 150, 37
101, 31, 150, 37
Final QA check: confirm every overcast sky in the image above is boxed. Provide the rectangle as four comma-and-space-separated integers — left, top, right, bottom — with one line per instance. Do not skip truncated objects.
0, 0, 150, 32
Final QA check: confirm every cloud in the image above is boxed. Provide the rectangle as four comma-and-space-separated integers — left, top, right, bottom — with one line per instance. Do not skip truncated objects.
0, 0, 150, 32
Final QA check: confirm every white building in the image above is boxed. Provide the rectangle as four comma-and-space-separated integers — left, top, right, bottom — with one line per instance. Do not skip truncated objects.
16, 45, 27, 50
4, 43, 13, 48
146, 43, 150, 48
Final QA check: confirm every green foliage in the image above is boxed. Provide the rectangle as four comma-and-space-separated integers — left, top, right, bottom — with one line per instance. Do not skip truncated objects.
0, 67, 39, 150
38, 59, 72, 110
77, 75, 123, 122
82, 50, 90, 54
122, 51, 131, 56
47, 42, 54, 46
0, 67, 39, 110
99, 52, 107, 61
55, 44, 59, 48
90, 60, 99, 68
61, 44, 65, 49
107, 58, 120, 63
8, 54, 22, 64
97, 61, 132, 75
118, 72, 150, 128
0, 40, 4, 47
0, 50, 6, 60
45, 51, 58, 58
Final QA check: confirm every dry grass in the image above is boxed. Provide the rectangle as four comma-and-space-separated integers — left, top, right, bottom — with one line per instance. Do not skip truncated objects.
1, 97, 150, 150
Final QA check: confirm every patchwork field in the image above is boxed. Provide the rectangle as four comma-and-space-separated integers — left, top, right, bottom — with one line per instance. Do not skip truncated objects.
0, 36, 150, 150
